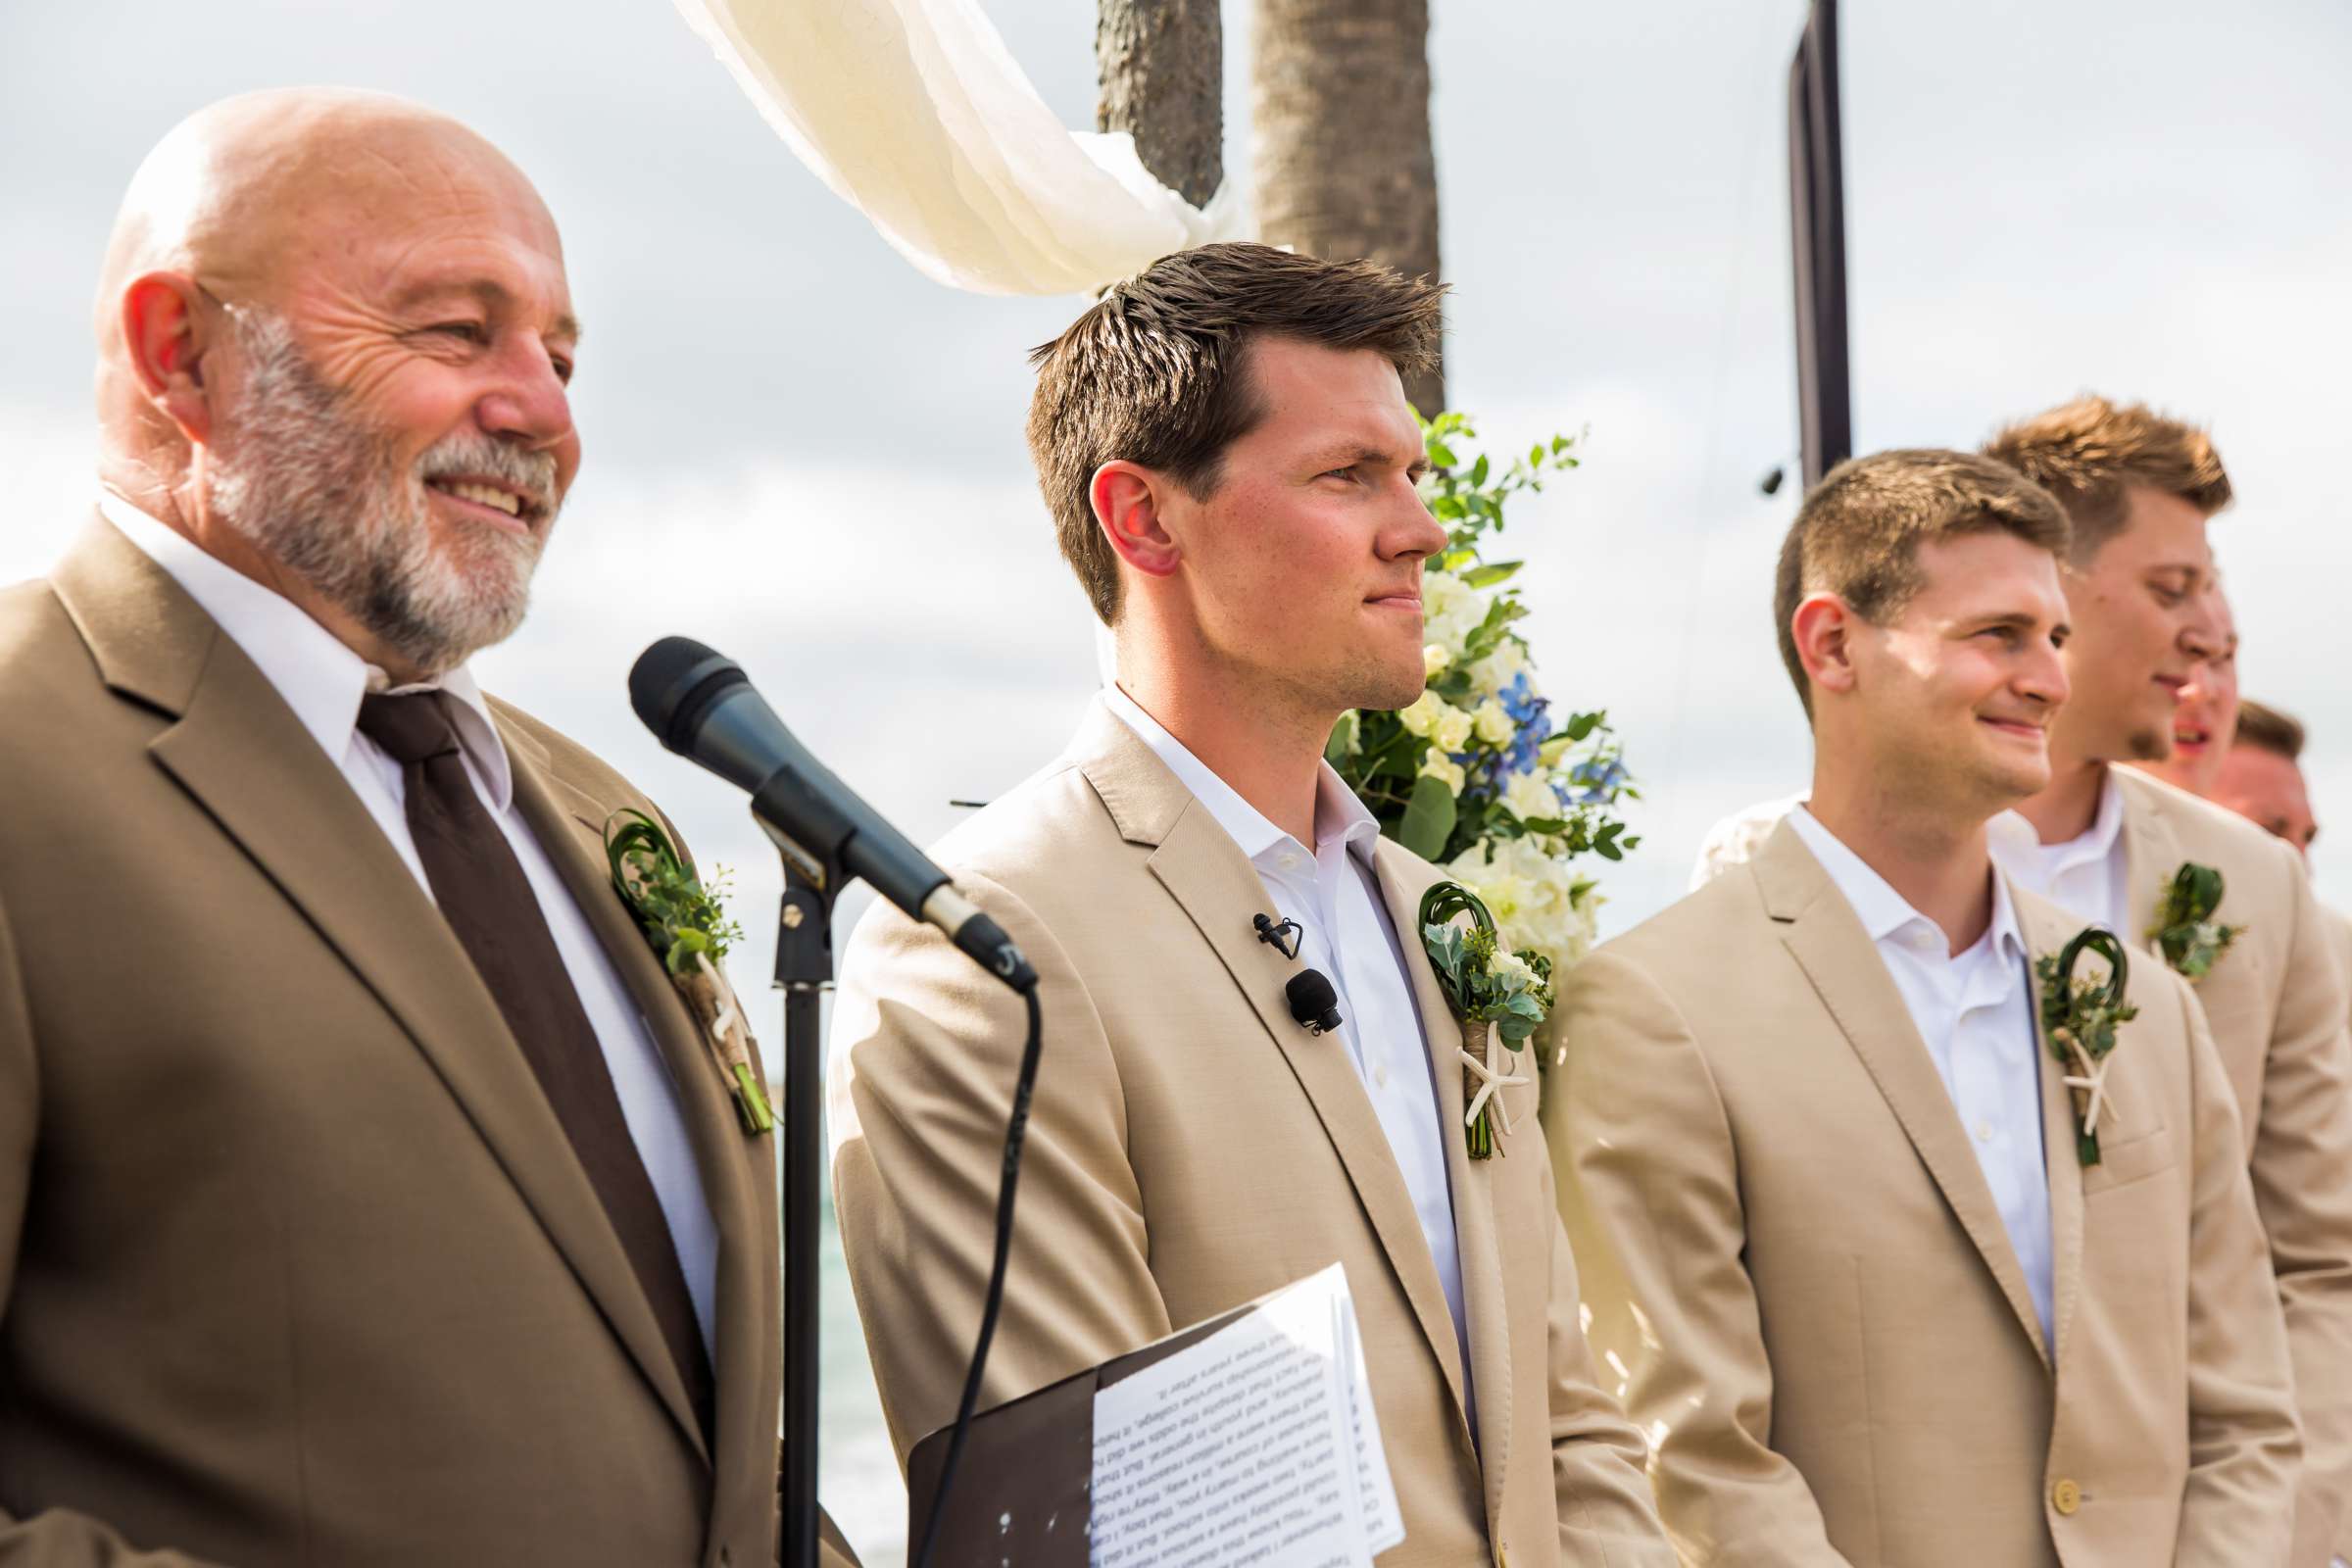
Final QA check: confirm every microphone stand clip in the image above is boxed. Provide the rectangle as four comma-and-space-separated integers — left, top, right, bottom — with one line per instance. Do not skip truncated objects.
769, 827, 842, 1568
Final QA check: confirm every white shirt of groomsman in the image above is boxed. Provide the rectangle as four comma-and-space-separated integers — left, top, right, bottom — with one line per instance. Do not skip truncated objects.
1786, 805, 2054, 1347
1100, 680, 1472, 1393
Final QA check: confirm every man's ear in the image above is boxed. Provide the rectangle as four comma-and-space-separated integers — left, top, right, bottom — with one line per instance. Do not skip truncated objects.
1791, 592, 1861, 702
1091, 460, 1182, 581
120, 272, 218, 445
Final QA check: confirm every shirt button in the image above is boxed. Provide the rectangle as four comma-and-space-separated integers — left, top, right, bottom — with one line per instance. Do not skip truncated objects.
1374, 1064, 1389, 1087
1976, 1121, 1995, 1144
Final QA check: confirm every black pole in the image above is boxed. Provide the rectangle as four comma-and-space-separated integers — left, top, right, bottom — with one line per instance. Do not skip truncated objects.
775, 871, 836, 1568
1788, 0, 1852, 488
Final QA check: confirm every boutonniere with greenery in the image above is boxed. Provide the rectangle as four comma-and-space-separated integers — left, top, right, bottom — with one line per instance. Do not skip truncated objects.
2147, 861, 2243, 983
2035, 927, 2140, 1166
605, 809, 772, 1136
1420, 880, 1552, 1159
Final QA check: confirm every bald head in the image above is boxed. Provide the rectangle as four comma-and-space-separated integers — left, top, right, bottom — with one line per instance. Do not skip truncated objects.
104, 91, 541, 321
95, 89, 582, 682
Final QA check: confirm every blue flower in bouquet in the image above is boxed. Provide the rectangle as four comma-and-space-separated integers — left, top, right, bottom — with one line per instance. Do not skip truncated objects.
1328, 412, 1642, 1048
1569, 755, 1629, 805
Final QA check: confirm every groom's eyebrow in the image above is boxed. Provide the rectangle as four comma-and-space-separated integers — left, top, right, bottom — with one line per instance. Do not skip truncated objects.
1312, 442, 1429, 477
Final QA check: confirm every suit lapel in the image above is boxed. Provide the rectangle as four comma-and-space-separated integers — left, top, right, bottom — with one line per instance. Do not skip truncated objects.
2018, 892, 2088, 1379
1757, 824, 2053, 1366
2119, 770, 2181, 954
1374, 841, 1512, 1527
1076, 705, 1474, 1437
52, 519, 710, 1467
1145, 806, 1473, 1426
504, 718, 771, 1505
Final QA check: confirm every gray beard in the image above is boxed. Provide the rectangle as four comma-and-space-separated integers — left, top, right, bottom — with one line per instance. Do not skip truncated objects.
206, 310, 555, 676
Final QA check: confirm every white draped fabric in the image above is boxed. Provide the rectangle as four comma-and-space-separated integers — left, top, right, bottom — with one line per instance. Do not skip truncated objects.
673, 0, 1250, 296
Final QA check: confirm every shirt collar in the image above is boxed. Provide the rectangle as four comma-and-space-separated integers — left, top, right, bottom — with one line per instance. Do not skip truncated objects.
1986, 766, 2125, 871
1101, 684, 1379, 871
97, 491, 513, 809
1788, 805, 2028, 964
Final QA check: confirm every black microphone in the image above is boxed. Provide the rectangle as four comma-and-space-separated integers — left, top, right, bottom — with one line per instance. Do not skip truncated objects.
1286, 970, 1343, 1036
628, 637, 1037, 994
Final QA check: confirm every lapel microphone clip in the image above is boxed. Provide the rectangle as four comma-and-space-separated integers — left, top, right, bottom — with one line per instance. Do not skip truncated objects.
1252, 912, 1303, 960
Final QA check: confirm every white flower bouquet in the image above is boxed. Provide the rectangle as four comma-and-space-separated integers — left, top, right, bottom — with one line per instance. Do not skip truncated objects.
1332, 414, 1639, 1057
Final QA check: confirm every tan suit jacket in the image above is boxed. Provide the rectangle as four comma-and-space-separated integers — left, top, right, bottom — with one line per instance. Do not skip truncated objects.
2112, 767, 2352, 1563
2330, 908, 2352, 1014
0, 519, 821, 1565
830, 701, 1673, 1568
1546, 821, 2301, 1567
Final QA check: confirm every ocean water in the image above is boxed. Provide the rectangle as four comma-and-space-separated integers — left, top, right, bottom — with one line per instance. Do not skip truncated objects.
816, 1188, 908, 1567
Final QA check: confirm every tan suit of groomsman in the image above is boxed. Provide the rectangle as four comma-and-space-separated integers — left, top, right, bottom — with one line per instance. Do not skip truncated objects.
1551, 451, 2301, 1566
833, 245, 1674, 1566
0, 91, 855, 1565
1988, 401, 2352, 1564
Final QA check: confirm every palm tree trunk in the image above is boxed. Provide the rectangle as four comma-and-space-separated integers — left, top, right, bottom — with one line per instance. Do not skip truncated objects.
1097, 0, 1224, 211
1251, 0, 1443, 415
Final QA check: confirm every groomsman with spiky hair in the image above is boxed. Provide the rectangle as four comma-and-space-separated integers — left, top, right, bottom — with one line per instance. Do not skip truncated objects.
1549, 449, 2300, 1566
1986, 397, 2352, 1565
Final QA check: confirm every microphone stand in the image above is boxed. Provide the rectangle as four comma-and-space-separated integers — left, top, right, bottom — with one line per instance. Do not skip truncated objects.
772, 853, 839, 1568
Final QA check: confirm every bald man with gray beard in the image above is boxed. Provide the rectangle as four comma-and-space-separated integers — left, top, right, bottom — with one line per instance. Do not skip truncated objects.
0, 89, 855, 1566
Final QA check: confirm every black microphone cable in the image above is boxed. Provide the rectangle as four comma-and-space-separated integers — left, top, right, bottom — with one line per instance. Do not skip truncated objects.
910, 982, 1046, 1568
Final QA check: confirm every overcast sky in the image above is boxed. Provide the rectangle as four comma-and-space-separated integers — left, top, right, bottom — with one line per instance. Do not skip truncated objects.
7, 1, 2348, 1557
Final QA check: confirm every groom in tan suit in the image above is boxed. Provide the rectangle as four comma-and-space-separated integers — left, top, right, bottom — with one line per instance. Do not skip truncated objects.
1548, 451, 2301, 1565
832, 243, 1673, 1566
0, 91, 854, 1565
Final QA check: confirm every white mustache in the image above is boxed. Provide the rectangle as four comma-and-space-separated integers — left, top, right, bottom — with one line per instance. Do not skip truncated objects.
416, 434, 558, 514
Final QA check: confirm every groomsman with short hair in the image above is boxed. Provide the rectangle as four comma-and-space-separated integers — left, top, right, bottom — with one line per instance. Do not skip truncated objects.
1987, 398, 2352, 1564
1550, 449, 2301, 1566
831, 242, 1673, 1567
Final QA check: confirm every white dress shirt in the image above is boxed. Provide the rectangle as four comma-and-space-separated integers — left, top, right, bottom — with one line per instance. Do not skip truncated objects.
100, 495, 720, 1353
1788, 808, 2055, 1348
1987, 770, 2131, 938
1102, 685, 1473, 1390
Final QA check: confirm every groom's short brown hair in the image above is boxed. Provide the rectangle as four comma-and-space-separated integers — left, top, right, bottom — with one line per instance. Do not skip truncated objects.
1775, 449, 2072, 717
1028, 242, 1445, 624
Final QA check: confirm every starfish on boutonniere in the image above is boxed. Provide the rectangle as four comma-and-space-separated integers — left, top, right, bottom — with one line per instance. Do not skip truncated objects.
1419, 881, 1551, 1160
2147, 861, 2243, 983
605, 809, 773, 1137
2035, 926, 2140, 1166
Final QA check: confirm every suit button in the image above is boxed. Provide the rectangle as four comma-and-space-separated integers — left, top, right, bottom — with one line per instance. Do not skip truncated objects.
1495, 1546, 1508, 1568
2051, 1477, 2082, 1515
718, 1549, 733, 1566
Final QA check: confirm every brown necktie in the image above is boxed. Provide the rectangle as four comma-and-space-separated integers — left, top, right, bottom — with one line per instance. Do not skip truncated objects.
358, 690, 716, 1444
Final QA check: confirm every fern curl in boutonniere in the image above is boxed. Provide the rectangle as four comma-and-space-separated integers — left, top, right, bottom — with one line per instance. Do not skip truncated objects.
2148, 861, 2243, 983
605, 809, 772, 1136
1420, 880, 1552, 1159
2035, 927, 2140, 1166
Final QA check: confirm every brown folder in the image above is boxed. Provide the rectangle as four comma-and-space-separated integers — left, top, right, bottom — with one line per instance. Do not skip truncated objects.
904, 1297, 1265, 1566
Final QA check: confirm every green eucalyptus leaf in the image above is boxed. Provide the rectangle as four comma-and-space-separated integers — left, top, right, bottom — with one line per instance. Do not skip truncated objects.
1398, 773, 1458, 860
1325, 711, 1361, 765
